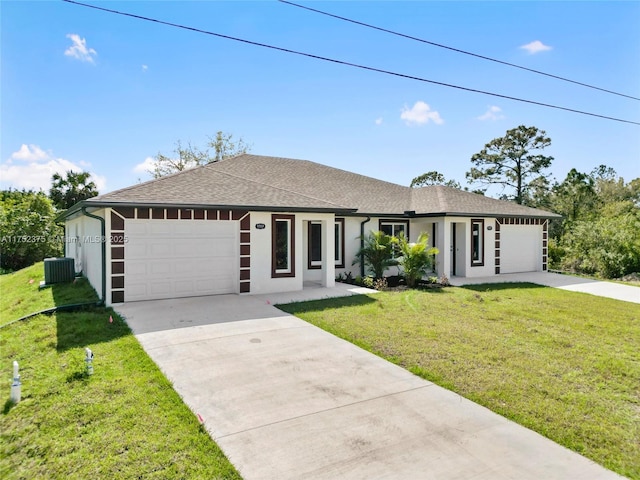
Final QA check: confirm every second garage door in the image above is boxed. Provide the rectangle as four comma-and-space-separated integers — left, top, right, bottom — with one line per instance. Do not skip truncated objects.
124, 219, 238, 302
500, 225, 542, 274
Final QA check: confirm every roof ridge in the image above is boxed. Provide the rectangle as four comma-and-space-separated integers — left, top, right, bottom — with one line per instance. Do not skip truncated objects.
243, 153, 410, 191
211, 165, 352, 209
94, 162, 210, 199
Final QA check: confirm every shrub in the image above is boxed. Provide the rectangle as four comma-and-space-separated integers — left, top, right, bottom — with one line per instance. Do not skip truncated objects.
353, 230, 397, 279
559, 207, 640, 278
395, 232, 439, 287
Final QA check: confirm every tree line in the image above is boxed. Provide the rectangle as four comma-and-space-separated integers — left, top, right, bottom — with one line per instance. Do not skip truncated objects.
411, 125, 640, 279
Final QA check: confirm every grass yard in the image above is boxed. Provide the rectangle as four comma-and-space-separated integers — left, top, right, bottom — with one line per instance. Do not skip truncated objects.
0, 264, 241, 479
279, 284, 640, 479
0, 262, 99, 326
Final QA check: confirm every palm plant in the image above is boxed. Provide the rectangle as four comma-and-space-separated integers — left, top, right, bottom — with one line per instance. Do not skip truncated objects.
396, 232, 439, 287
353, 230, 397, 279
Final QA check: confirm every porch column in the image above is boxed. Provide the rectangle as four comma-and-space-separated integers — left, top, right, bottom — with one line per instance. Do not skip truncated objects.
321, 219, 335, 287
437, 218, 450, 278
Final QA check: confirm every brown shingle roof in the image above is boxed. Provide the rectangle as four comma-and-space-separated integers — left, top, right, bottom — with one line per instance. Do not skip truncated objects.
85, 154, 559, 218
410, 185, 558, 218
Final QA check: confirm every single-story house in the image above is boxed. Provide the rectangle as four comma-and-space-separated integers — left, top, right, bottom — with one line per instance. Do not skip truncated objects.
60, 154, 560, 305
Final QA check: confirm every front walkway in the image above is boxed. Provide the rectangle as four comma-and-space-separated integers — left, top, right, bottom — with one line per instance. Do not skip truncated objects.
450, 271, 640, 304
117, 288, 622, 480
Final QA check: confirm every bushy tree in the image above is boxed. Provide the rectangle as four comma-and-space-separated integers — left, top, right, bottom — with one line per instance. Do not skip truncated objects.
559, 203, 640, 278
549, 168, 599, 238
467, 125, 553, 205
0, 190, 63, 271
49, 171, 99, 210
353, 230, 397, 279
410, 171, 461, 189
151, 131, 250, 178
547, 165, 640, 278
395, 232, 439, 287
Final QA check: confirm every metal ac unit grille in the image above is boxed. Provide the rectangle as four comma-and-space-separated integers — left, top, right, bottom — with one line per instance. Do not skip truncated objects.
44, 257, 75, 284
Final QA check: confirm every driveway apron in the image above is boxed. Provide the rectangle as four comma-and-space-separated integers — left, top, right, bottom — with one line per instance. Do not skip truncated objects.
117, 290, 623, 480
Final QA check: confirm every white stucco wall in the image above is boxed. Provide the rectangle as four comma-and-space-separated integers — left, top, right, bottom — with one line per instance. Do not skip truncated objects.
338, 216, 366, 278
65, 209, 105, 302
339, 215, 502, 280
249, 211, 335, 295
436, 217, 498, 279
339, 216, 441, 279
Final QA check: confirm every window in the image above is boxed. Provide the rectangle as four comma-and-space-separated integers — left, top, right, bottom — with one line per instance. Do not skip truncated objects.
308, 222, 322, 269
272, 215, 295, 277
379, 220, 409, 239
335, 218, 345, 268
471, 219, 484, 266
379, 220, 409, 257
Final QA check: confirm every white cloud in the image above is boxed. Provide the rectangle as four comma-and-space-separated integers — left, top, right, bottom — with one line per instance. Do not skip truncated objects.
134, 156, 157, 174
477, 105, 505, 121
520, 40, 552, 54
11, 144, 49, 161
400, 101, 443, 126
142, 64, 148, 72
0, 144, 106, 192
375, 117, 383, 125
64, 33, 97, 63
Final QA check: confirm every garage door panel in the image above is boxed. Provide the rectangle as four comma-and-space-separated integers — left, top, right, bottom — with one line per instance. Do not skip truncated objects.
127, 244, 148, 258
124, 219, 238, 301
174, 280, 196, 295
149, 262, 172, 275
151, 243, 172, 257
127, 262, 147, 276
126, 222, 149, 235
126, 283, 148, 298
149, 223, 173, 235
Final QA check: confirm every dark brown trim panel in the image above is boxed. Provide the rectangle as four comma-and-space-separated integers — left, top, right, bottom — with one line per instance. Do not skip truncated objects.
470, 218, 485, 267
307, 221, 322, 270
272, 214, 296, 278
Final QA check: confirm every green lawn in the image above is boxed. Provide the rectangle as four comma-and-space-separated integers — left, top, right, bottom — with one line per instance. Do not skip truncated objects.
0, 262, 99, 326
279, 284, 640, 479
0, 265, 241, 479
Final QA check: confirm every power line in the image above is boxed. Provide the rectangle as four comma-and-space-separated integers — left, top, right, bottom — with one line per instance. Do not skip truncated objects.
279, 0, 640, 102
61, 0, 640, 126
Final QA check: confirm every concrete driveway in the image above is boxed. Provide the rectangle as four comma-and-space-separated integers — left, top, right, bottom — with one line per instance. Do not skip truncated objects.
117, 286, 622, 480
450, 271, 640, 304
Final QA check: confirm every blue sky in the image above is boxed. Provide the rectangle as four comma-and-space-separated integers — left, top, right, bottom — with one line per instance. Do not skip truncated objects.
2, 1, 639, 197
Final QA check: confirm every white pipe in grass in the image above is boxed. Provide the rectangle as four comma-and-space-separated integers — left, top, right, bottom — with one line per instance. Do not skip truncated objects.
85, 348, 94, 376
10, 361, 21, 403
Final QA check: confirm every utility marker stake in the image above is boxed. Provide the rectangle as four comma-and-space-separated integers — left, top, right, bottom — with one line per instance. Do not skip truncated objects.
85, 348, 94, 376
10, 361, 21, 403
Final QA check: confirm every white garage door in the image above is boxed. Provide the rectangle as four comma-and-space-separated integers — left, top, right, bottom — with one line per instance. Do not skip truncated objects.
124, 219, 238, 301
500, 225, 542, 274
